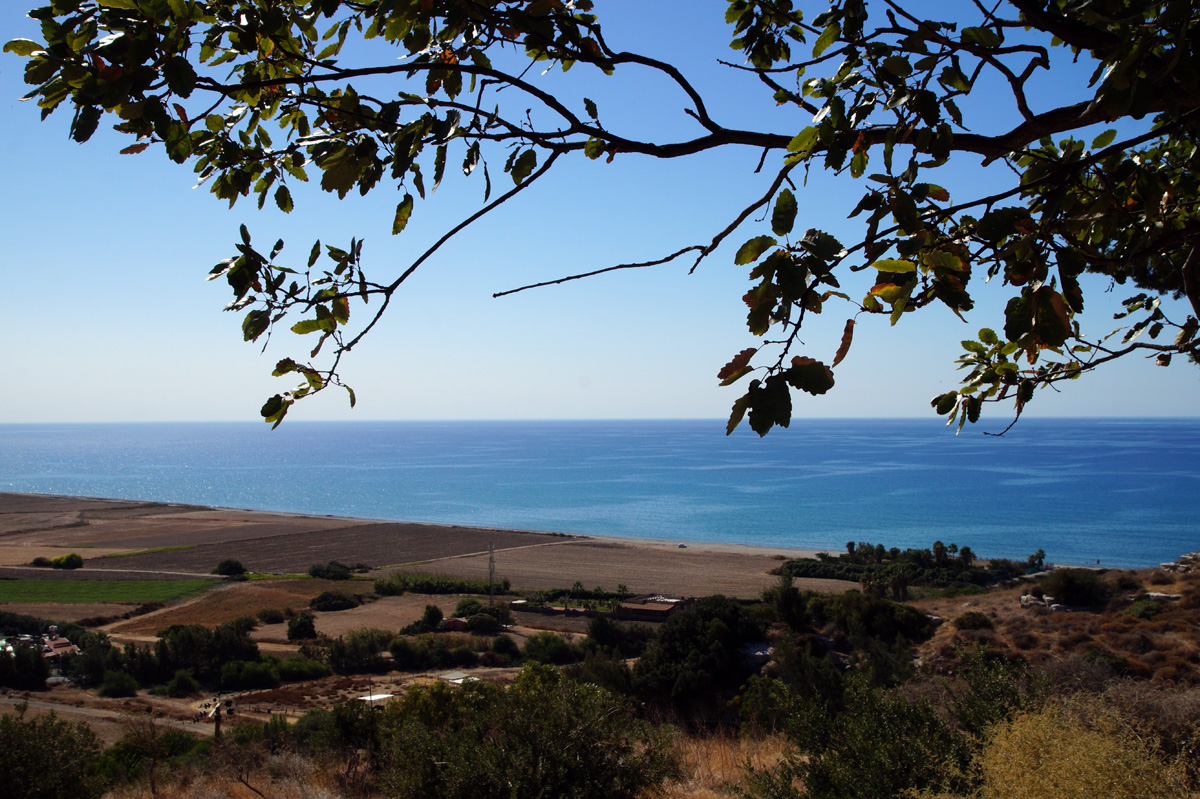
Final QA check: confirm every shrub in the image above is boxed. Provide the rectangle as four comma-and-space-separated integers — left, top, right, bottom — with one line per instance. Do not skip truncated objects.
220, 660, 279, 691
1041, 568, 1109, 607
969, 703, 1196, 799
30, 556, 52, 568
274, 656, 332, 682
374, 572, 509, 596
287, 614, 317, 641
491, 635, 521, 662
97, 670, 139, 698
256, 608, 286, 625
166, 669, 200, 697
953, 611, 995, 631
212, 559, 247, 576
229, 615, 258, 634
308, 561, 353, 581
522, 632, 581, 665
0, 709, 104, 799
466, 613, 500, 634
50, 553, 83, 570
310, 590, 360, 612
378, 664, 677, 799
1122, 599, 1164, 620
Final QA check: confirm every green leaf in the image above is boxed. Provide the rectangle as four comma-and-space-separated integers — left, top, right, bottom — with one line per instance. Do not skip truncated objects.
787, 126, 819, 155
1091, 129, 1117, 149
291, 318, 326, 335
98, 0, 138, 8
392, 194, 414, 234
583, 98, 598, 119
961, 26, 1001, 48
813, 23, 840, 57
584, 137, 605, 160
274, 185, 294, 213
734, 236, 777, 265
242, 310, 270, 342
978, 328, 998, 346
345, 385, 357, 408
870, 259, 916, 273
510, 149, 537, 184
931, 391, 958, 415
882, 55, 912, 78
3, 39, 43, 57
771, 189, 797, 237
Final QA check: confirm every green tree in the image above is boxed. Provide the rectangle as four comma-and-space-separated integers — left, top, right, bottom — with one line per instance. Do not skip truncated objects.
0, 705, 105, 799
287, 613, 317, 641
8, 1, 1200, 428
378, 663, 676, 799
213, 558, 247, 576
0, 641, 50, 690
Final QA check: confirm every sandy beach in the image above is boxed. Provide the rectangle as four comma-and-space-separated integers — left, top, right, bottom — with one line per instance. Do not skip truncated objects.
0, 492, 852, 599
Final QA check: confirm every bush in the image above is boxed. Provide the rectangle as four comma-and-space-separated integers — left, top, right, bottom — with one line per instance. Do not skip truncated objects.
491, 635, 521, 663
522, 632, 581, 665
1122, 599, 1164, 620
256, 608, 286, 625
378, 664, 677, 799
50, 553, 83, 570
30, 556, 52, 568
220, 660, 279, 691
967, 703, 1196, 799
309, 590, 360, 612
275, 656, 332, 682
374, 572, 509, 596
97, 670, 139, 698
166, 669, 200, 697
0, 709, 104, 799
327, 628, 394, 674
466, 613, 500, 634
308, 561, 353, 581
287, 614, 317, 641
212, 559, 247, 576
1041, 568, 1109, 607
953, 611, 995, 631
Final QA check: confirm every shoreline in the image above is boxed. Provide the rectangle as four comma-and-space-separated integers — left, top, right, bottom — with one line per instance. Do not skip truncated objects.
0, 491, 847, 599
0, 490, 830, 560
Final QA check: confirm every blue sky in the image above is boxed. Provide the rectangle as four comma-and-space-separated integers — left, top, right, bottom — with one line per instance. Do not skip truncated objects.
2, 2, 1196, 425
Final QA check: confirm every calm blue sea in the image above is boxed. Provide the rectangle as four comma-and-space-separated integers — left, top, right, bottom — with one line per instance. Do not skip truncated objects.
0, 419, 1196, 568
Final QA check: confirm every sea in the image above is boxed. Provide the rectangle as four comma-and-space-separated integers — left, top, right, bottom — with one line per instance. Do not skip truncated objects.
0, 418, 1196, 569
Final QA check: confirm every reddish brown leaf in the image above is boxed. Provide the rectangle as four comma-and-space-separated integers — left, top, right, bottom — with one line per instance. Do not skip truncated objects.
173, 103, 188, 123
120, 142, 150, 155
718, 348, 758, 381
832, 319, 855, 367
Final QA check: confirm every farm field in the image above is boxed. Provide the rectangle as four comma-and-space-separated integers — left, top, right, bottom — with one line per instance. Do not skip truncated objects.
0, 578, 217, 604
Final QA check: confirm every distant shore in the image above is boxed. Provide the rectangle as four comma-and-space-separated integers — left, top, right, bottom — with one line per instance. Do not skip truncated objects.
0, 492, 850, 599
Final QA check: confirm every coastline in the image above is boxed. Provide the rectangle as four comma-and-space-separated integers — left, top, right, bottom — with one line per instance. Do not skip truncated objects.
0, 491, 845, 599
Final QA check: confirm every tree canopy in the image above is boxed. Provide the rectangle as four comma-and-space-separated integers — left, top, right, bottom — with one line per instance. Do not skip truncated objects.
8, 0, 1199, 431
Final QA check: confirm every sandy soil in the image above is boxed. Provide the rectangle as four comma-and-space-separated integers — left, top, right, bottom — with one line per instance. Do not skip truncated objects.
407, 538, 856, 598
1, 492, 851, 600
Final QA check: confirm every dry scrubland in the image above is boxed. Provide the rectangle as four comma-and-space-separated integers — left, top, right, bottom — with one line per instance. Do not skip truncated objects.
4, 493, 1200, 799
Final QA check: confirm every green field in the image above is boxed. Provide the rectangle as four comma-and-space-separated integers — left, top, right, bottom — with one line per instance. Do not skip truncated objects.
103, 545, 195, 558
0, 579, 217, 604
